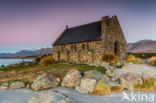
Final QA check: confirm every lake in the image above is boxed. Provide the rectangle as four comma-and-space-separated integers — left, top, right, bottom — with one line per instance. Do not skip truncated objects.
0, 58, 34, 66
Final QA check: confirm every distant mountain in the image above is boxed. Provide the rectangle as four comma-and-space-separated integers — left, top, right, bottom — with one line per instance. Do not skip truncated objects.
127, 39, 156, 53
0, 48, 52, 58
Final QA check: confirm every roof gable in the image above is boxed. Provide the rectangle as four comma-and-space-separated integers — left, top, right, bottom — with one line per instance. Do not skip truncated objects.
53, 21, 102, 46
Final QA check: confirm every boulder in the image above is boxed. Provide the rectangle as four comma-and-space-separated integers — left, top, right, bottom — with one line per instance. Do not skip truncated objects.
75, 78, 97, 94
0, 83, 9, 90
101, 75, 110, 83
31, 73, 59, 91
28, 91, 74, 103
110, 76, 119, 82
119, 73, 142, 90
105, 69, 115, 77
9, 81, 25, 89
61, 70, 82, 88
84, 70, 103, 80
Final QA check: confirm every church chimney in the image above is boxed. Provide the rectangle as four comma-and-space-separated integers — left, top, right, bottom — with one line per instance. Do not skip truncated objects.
101, 16, 110, 35
66, 25, 68, 29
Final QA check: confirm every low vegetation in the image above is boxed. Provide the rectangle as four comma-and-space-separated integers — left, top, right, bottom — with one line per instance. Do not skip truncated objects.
149, 56, 156, 66
126, 54, 141, 63
93, 80, 111, 95
110, 86, 124, 93
39, 56, 55, 66
102, 53, 118, 65
135, 77, 156, 91
93, 80, 124, 95
0, 63, 106, 84
127, 53, 156, 58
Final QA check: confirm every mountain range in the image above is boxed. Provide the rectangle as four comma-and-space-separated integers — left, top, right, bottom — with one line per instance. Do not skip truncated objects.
127, 39, 156, 53
0, 48, 52, 58
0, 39, 155, 58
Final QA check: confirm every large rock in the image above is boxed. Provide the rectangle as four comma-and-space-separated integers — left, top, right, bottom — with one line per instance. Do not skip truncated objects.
61, 70, 82, 88
84, 70, 110, 83
75, 78, 97, 94
9, 81, 25, 89
84, 70, 103, 80
28, 91, 74, 103
101, 74, 110, 83
0, 83, 9, 90
31, 73, 59, 91
119, 73, 142, 90
105, 69, 115, 77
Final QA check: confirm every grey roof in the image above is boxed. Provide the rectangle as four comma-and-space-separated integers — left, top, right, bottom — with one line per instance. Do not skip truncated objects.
53, 21, 102, 46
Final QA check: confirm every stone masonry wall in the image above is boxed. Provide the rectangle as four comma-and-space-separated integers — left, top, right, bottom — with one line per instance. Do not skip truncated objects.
52, 16, 127, 64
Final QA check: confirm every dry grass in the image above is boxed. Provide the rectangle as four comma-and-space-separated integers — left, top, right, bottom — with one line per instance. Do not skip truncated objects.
126, 55, 141, 63
135, 77, 156, 91
102, 53, 119, 64
0, 63, 106, 85
39, 56, 55, 66
92, 80, 111, 95
110, 86, 124, 93
149, 56, 156, 66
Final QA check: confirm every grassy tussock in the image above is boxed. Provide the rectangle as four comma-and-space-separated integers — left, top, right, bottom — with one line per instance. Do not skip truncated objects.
102, 53, 119, 64
92, 80, 111, 95
39, 56, 55, 66
110, 86, 124, 93
149, 57, 156, 66
126, 55, 141, 63
135, 77, 156, 91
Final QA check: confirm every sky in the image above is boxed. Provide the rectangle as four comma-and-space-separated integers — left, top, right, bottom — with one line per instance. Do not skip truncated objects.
0, 0, 156, 53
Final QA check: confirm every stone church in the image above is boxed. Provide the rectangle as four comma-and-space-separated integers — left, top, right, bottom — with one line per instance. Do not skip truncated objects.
52, 15, 126, 64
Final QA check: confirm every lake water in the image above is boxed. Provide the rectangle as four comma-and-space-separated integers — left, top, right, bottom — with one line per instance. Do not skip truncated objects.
0, 58, 34, 66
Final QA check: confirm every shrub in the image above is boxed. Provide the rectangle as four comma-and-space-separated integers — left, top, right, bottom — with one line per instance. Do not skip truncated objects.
92, 80, 111, 95
39, 56, 55, 66
102, 53, 119, 64
149, 56, 156, 66
110, 86, 124, 93
126, 55, 141, 63
135, 77, 155, 90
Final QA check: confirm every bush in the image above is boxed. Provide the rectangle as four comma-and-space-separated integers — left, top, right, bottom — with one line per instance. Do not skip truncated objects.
135, 77, 155, 90
110, 86, 124, 93
92, 80, 111, 95
126, 55, 141, 63
149, 57, 156, 66
102, 53, 119, 64
39, 56, 55, 66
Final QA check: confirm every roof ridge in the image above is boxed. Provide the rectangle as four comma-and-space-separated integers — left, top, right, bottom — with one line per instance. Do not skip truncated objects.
67, 20, 101, 30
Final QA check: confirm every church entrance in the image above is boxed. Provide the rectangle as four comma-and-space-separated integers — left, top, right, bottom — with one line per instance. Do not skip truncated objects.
114, 41, 119, 55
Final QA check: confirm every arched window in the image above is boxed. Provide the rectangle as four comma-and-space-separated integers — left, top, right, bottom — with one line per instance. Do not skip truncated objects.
114, 41, 119, 55
81, 44, 85, 51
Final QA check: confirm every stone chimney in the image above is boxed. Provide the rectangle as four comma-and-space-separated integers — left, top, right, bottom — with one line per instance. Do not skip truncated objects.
101, 16, 110, 35
66, 25, 68, 29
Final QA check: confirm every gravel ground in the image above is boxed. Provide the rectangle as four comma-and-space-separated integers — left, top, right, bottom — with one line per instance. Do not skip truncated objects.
0, 87, 156, 103
114, 63, 156, 78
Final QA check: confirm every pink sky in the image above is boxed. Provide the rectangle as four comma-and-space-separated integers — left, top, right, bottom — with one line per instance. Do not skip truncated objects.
0, 0, 156, 52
